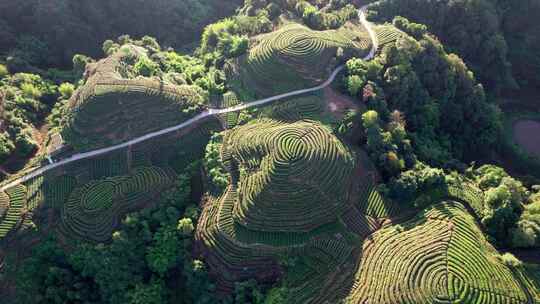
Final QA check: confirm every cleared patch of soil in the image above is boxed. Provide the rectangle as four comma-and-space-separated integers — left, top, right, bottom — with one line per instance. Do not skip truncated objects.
513, 119, 540, 157
324, 87, 360, 118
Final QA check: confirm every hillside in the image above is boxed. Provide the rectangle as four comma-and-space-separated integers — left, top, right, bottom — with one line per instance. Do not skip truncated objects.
62, 45, 207, 150
230, 21, 371, 96
0, 0, 540, 303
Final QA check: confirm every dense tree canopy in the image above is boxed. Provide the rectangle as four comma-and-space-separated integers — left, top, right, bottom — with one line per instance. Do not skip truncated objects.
344, 23, 503, 168
0, 70, 59, 166
0, 0, 242, 69
367, 0, 515, 94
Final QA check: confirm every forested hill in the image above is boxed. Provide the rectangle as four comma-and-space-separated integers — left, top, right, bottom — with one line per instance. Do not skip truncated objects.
0, 0, 242, 69
367, 0, 540, 93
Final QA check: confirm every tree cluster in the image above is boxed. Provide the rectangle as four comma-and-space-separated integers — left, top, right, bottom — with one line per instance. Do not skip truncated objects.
0, 69, 60, 166
238, 0, 359, 31
466, 165, 531, 247
101, 35, 228, 99
16, 172, 211, 303
0, 0, 242, 70
367, 0, 515, 94
199, 18, 255, 65
511, 187, 540, 248
343, 22, 503, 168
204, 133, 230, 192
361, 109, 416, 179
387, 162, 446, 203
291, 0, 357, 30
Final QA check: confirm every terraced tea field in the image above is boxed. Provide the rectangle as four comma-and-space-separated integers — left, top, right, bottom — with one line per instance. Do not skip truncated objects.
374, 24, 403, 48
1, 5, 539, 302
347, 201, 530, 303
0, 120, 216, 242
61, 166, 175, 242
223, 119, 355, 232
196, 119, 362, 293
233, 22, 372, 96
196, 118, 538, 302
63, 45, 207, 150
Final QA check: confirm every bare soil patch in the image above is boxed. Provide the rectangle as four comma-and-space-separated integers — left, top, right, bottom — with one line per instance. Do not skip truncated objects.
513, 119, 540, 157
324, 87, 360, 118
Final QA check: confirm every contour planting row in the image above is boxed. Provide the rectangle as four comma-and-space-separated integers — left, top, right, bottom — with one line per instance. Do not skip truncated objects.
216, 186, 346, 248
375, 25, 403, 48
195, 191, 282, 291
346, 201, 530, 303
66, 82, 205, 149
197, 185, 358, 298
0, 191, 9, 219
447, 183, 485, 218
357, 181, 402, 219
240, 48, 307, 96
261, 95, 325, 122
25, 176, 44, 211
196, 119, 365, 292
347, 209, 451, 303
64, 45, 206, 150
441, 205, 528, 302
86, 152, 128, 180
221, 92, 240, 129
44, 175, 77, 209
340, 205, 380, 238
61, 166, 175, 242
222, 119, 355, 232
239, 22, 369, 95
281, 238, 356, 304
0, 185, 27, 239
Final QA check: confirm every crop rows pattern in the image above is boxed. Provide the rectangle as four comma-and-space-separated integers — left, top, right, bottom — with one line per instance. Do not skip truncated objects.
63, 45, 206, 150
346, 201, 529, 303
44, 175, 77, 209
375, 25, 403, 48
61, 166, 175, 242
196, 119, 361, 294
25, 176, 45, 211
221, 92, 240, 129
0, 185, 27, 238
357, 181, 403, 219
447, 183, 485, 218
237, 23, 370, 96
0, 191, 9, 220
223, 119, 355, 232
260, 95, 325, 122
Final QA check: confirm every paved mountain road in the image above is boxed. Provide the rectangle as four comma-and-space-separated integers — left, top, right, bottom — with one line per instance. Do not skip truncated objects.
0, 6, 378, 192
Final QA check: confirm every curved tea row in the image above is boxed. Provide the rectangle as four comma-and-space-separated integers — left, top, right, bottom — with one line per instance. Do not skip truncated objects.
196, 119, 361, 294
223, 119, 355, 232
61, 166, 175, 242
375, 25, 403, 48
63, 45, 206, 150
238, 22, 371, 96
347, 201, 529, 303
0, 185, 26, 238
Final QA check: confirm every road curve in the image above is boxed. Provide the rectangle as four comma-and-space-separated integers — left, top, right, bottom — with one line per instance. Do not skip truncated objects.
0, 6, 378, 192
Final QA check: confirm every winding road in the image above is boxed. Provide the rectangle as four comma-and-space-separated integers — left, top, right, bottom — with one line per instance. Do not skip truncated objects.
0, 6, 378, 192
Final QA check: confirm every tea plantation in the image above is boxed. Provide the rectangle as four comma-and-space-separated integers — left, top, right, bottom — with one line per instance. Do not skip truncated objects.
231, 22, 371, 96
1, 1, 539, 302
63, 45, 207, 150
